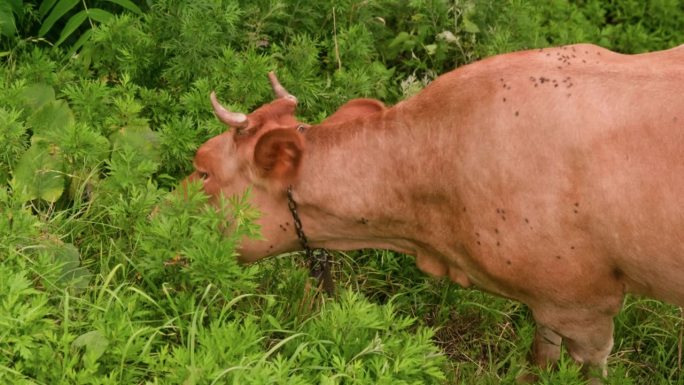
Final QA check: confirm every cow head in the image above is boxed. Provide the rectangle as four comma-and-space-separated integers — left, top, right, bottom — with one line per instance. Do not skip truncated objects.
186, 72, 388, 263
186, 72, 306, 262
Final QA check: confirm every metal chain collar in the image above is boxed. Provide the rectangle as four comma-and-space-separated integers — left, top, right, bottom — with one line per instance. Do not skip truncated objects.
286, 186, 335, 295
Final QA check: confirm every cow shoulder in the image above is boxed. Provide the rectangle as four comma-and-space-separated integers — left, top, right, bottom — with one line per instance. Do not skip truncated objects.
322, 98, 386, 124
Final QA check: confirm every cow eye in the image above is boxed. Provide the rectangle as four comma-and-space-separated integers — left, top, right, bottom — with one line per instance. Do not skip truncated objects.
198, 172, 209, 180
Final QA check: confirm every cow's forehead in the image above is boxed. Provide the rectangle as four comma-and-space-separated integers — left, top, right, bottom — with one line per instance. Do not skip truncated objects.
196, 131, 234, 159
242, 98, 300, 133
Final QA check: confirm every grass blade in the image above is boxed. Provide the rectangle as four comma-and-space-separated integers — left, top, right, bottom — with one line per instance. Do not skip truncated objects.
39, 0, 79, 37
85, 8, 114, 24
7, 0, 22, 14
260, 333, 307, 362
679, 307, 683, 372
38, 0, 59, 19
54, 9, 86, 46
0, 2, 17, 37
104, 0, 143, 15
210, 366, 250, 385
66, 28, 91, 57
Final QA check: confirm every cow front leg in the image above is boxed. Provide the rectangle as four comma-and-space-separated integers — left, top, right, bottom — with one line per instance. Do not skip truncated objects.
563, 319, 613, 384
517, 323, 562, 383
538, 308, 616, 385
530, 324, 563, 366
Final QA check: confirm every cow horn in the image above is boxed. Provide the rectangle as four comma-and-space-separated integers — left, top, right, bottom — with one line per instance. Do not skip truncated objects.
268, 71, 297, 103
210, 91, 248, 128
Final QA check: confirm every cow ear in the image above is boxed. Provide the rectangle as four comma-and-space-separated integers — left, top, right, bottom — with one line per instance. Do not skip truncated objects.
253, 128, 304, 186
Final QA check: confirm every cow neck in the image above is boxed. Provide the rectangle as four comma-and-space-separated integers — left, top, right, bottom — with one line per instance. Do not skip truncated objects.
290, 106, 434, 255
286, 185, 335, 295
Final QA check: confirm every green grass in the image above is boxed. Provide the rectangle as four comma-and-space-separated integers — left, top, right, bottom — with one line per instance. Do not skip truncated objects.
1, 0, 683, 384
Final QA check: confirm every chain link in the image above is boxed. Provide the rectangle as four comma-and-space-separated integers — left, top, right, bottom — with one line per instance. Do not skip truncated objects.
287, 186, 335, 295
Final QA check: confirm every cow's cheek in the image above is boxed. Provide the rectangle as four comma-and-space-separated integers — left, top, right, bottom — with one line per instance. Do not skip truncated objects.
234, 214, 283, 262
234, 193, 297, 262
235, 238, 271, 263
203, 181, 221, 197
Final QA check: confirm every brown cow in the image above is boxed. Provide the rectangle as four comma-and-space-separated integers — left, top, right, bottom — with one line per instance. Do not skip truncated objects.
188, 44, 684, 383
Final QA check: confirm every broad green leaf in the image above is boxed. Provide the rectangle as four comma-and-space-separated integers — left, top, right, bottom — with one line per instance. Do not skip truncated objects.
38, 0, 59, 19
264, 314, 283, 330
50, 241, 91, 291
110, 124, 161, 164
0, 2, 17, 37
105, 0, 143, 15
66, 28, 92, 57
85, 8, 114, 24
19, 84, 56, 111
425, 43, 437, 55
387, 31, 416, 58
55, 10, 87, 47
49, 6, 109, 51
12, 143, 65, 203
388, 31, 413, 49
28, 100, 75, 140
39, 0, 79, 37
462, 16, 480, 33
31, 238, 92, 292
72, 330, 109, 362
7, 0, 22, 14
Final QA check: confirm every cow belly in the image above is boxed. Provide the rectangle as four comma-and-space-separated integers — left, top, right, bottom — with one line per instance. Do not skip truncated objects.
620, 251, 684, 306
584, 135, 684, 306
598, 222, 684, 306
454, 114, 683, 307
458, 204, 684, 309
449, 193, 684, 309
415, 252, 473, 288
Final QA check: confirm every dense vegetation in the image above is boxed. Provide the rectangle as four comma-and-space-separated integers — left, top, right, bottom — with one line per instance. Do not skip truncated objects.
1, 0, 683, 384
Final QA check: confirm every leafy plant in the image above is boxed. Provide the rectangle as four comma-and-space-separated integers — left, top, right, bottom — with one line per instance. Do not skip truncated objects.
0, 0, 23, 39
38, 0, 142, 50
0, 266, 56, 383
0, 106, 28, 185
